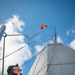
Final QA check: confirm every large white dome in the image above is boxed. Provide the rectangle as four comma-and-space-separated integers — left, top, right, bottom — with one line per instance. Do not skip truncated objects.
28, 43, 75, 75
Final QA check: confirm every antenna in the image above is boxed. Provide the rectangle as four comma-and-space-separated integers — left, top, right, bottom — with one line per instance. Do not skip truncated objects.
0, 25, 6, 75
54, 27, 57, 43
0, 25, 6, 41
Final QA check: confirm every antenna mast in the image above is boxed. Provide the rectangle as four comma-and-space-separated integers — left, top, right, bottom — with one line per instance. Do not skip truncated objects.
0, 25, 6, 41
54, 27, 57, 43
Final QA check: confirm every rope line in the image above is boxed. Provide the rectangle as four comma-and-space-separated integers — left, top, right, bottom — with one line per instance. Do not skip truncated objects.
32, 50, 42, 75
21, 35, 55, 67
2, 26, 55, 75
44, 46, 55, 75
7, 29, 46, 39
0, 35, 51, 61
35, 45, 55, 75
3, 35, 55, 75
54, 50, 63, 75
27, 35, 55, 75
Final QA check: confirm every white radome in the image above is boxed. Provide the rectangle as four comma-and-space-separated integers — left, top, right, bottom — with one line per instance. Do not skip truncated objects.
28, 43, 75, 75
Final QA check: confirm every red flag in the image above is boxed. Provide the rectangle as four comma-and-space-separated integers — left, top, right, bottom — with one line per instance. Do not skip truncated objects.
41, 24, 48, 29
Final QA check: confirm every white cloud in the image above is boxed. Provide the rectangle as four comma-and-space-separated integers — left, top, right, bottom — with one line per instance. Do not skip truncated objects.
57, 36, 63, 43
5, 15, 25, 33
66, 25, 75, 36
69, 39, 75, 50
0, 15, 32, 74
35, 45, 44, 54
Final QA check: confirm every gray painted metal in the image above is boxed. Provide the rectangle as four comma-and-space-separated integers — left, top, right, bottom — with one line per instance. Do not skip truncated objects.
0, 25, 6, 41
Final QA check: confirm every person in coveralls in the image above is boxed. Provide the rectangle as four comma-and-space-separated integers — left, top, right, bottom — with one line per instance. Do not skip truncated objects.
7, 64, 22, 75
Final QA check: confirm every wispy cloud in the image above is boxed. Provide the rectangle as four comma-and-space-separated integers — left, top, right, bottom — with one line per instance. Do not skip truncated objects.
0, 15, 32, 74
66, 25, 75, 50
66, 25, 75, 36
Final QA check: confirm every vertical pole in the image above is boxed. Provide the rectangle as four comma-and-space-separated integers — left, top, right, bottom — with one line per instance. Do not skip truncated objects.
2, 34, 6, 75
54, 27, 57, 43
0, 25, 6, 41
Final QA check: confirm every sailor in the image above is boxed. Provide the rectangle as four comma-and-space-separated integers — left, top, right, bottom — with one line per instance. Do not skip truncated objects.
7, 64, 22, 75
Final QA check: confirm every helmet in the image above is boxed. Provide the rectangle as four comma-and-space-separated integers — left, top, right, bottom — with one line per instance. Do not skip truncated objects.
7, 64, 18, 74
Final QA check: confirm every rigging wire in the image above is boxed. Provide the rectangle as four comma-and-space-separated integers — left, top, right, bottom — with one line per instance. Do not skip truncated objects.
28, 35, 55, 75
32, 49, 42, 75
7, 28, 46, 39
0, 28, 47, 61
33, 36, 54, 75
32, 44, 74, 75
20, 35, 55, 67
36, 45, 63, 75
44, 46, 55, 75
0, 26, 53, 61
54, 49, 63, 75
0, 35, 51, 61
36, 58, 47, 75
3, 35, 54, 75
30, 29, 46, 39
19, 35, 55, 75
35, 44, 55, 75
2, 27, 54, 75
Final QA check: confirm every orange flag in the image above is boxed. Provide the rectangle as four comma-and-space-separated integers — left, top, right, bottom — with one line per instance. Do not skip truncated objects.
41, 24, 48, 29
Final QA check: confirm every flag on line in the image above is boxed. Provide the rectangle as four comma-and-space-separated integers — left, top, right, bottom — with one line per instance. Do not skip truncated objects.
41, 24, 48, 29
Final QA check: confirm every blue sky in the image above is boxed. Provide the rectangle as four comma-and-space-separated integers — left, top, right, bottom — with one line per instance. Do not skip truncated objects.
0, 0, 75, 75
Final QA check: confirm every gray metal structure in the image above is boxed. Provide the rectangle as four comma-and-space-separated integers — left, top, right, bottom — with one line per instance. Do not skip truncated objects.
0, 25, 6, 75
28, 43, 75, 75
0, 25, 6, 41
